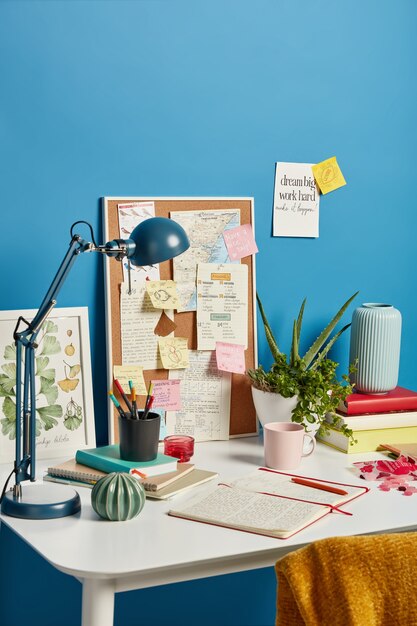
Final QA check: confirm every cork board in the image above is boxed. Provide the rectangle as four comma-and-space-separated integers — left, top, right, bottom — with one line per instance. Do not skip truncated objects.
102, 197, 258, 443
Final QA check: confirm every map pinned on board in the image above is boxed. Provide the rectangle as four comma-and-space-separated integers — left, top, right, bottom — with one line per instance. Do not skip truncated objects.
158, 336, 189, 370
154, 311, 177, 337
146, 280, 180, 310
312, 157, 346, 195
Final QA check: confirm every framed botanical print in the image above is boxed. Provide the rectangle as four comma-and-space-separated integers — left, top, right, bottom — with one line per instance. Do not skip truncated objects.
0, 306, 95, 462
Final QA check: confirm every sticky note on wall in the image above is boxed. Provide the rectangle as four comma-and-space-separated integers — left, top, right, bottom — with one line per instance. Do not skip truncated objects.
312, 157, 346, 194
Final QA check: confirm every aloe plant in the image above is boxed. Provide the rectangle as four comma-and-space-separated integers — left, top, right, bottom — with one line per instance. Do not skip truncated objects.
256, 291, 358, 370
248, 292, 359, 439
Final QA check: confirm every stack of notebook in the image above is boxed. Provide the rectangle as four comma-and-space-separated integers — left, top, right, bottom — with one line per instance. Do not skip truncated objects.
44, 444, 218, 499
317, 386, 417, 453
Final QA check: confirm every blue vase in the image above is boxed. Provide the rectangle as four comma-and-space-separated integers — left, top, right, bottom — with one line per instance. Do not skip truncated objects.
349, 303, 402, 394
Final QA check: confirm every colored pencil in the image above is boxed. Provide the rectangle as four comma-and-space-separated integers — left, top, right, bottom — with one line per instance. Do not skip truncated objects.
114, 378, 133, 413
291, 477, 348, 496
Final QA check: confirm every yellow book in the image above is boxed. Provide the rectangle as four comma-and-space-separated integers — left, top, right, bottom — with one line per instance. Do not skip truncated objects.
317, 425, 417, 453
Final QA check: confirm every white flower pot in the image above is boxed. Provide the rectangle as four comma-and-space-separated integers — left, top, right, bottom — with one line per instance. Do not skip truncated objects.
251, 387, 319, 436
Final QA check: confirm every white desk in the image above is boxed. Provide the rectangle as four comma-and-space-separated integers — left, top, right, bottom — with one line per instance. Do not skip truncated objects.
1, 437, 417, 626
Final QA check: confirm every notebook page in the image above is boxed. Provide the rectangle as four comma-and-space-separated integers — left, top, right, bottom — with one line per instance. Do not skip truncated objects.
169, 485, 325, 535
228, 470, 360, 506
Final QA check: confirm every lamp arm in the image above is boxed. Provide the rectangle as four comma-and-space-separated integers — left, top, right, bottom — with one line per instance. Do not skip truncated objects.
13, 234, 94, 490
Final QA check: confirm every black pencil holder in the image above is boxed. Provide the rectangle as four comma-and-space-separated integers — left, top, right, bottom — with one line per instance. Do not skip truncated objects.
119, 412, 161, 462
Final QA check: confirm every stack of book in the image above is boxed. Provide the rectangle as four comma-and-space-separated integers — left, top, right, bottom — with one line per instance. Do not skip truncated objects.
317, 386, 417, 453
44, 444, 217, 499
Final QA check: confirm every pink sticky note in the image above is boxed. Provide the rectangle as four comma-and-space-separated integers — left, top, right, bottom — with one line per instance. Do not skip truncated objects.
223, 224, 258, 261
151, 380, 182, 411
215, 342, 246, 374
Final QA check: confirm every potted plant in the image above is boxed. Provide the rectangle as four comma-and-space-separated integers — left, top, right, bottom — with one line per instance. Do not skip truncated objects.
248, 292, 358, 440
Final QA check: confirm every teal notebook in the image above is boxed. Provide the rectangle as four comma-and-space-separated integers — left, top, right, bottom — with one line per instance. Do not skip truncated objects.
75, 445, 178, 477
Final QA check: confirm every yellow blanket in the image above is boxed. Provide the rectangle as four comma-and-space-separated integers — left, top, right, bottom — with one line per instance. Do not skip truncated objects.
275, 533, 417, 626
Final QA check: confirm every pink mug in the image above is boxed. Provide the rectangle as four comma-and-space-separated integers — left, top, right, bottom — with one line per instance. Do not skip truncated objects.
264, 422, 316, 470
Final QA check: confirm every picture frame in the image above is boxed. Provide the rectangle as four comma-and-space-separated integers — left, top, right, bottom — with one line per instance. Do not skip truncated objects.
0, 306, 95, 462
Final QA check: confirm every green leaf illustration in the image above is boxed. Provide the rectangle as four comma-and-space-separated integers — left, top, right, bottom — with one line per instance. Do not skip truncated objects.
0, 374, 16, 396
40, 335, 61, 356
35, 356, 49, 375
1, 362, 16, 381
1, 416, 16, 439
68, 364, 81, 379
37, 404, 63, 430
39, 378, 59, 405
3, 344, 16, 361
43, 320, 58, 334
2, 396, 16, 421
64, 415, 82, 431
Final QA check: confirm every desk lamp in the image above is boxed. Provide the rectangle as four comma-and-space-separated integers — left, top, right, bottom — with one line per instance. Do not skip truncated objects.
0, 217, 189, 519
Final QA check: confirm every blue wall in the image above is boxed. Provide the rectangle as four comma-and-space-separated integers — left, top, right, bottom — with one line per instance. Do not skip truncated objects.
1, 1, 416, 624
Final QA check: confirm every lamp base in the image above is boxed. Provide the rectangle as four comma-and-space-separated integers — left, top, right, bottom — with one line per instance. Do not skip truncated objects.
1, 483, 81, 519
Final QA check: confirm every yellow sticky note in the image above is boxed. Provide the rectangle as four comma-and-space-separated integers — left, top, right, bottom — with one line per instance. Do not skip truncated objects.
146, 280, 180, 310
113, 365, 147, 395
158, 337, 189, 369
312, 157, 346, 195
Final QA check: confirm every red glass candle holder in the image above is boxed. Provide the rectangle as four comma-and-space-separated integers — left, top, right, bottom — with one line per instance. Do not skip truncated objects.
164, 435, 195, 463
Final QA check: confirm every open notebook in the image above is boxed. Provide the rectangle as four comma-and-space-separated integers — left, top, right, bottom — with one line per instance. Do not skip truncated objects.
169, 467, 369, 539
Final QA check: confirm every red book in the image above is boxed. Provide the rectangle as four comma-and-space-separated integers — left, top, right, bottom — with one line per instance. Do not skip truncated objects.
339, 386, 417, 415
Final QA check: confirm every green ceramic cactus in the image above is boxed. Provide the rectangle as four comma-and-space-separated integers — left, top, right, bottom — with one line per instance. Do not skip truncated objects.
91, 472, 146, 521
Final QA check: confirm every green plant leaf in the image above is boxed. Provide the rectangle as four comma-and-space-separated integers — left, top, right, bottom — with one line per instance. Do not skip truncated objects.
35, 356, 50, 375
302, 292, 358, 368
310, 323, 351, 370
256, 293, 282, 361
2, 396, 16, 421
40, 335, 61, 356
3, 344, 16, 361
290, 320, 299, 367
296, 298, 306, 345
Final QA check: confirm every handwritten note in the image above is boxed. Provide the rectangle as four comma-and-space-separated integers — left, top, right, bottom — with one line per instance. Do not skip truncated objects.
113, 365, 147, 395
312, 157, 346, 194
118, 202, 160, 283
158, 336, 189, 369
150, 379, 182, 410
273, 162, 320, 238
120, 283, 174, 369
196, 263, 248, 350
146, 280, 180, 310
215, 342, 246, 374
222, 224, 258, 261
166, 351, 231, 441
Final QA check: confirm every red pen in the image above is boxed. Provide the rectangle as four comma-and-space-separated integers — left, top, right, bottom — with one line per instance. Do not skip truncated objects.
291, 477, 348, 496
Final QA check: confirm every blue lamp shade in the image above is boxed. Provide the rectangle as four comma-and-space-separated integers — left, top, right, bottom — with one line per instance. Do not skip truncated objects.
128, 217, 190, 266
